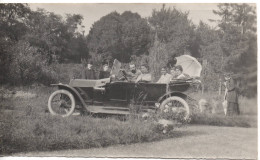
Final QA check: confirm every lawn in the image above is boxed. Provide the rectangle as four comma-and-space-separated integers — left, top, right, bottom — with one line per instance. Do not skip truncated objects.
0, 85, 180, 155
0, 85, 257, 155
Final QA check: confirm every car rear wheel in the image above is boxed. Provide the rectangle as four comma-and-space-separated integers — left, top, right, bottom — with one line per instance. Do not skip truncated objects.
48, 90, 75, 117
160, 96, 190, 120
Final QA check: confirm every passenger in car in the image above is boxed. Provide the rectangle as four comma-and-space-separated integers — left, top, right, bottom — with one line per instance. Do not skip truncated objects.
175, 65, 186, 79
99, 63, 110, 79
82, 61, 96, 80
135, 64, 152, 83
126, 63, 142, 82
170, 67, 178, 79
157, 66, 172, 84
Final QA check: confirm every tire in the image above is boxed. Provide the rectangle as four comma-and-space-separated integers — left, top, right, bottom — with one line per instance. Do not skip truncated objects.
160, 96, 190, 120
48, 89, 76, 117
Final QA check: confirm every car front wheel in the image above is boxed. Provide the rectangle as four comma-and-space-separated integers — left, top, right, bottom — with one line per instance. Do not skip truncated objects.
48, 89, 75, 117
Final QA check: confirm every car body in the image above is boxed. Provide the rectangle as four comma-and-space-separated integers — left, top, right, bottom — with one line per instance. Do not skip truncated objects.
48, 77, 199, 119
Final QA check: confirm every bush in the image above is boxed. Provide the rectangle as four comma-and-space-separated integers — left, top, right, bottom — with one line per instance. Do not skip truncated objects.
7, 41, 58, 85
51, 63, 83, 84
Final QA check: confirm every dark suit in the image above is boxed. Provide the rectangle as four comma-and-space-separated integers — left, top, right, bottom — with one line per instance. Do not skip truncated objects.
82, 68, 96, 80
226, 78, 238, 103
99, 70, 110, 79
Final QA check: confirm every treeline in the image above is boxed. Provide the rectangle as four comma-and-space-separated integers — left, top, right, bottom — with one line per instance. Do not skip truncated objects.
0, 4, 257, 96
0, 4, 88, 85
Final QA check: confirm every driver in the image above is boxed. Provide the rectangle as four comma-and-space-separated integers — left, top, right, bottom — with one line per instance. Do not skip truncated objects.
135, 64, 152, 83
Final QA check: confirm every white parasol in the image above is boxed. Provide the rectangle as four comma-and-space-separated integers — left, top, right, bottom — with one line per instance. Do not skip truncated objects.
175, 55, 202, 77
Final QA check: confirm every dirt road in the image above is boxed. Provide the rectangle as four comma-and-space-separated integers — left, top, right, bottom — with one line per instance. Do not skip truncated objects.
15, 125, 257, 159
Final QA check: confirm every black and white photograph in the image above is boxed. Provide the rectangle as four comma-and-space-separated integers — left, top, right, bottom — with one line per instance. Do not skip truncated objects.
0, 2, 257, 159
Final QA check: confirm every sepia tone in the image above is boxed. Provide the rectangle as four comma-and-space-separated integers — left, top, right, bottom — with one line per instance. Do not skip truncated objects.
0, 3, 257, 159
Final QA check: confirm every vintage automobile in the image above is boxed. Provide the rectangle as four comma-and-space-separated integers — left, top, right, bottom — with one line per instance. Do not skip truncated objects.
48, 74, 199, 120
48, 56, 201, 119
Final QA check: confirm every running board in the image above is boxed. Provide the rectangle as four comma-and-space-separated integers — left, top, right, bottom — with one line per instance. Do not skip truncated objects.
87, 105, 154, 115
88, 105, 130, 115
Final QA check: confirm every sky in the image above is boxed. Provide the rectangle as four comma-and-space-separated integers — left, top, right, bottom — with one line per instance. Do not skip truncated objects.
29, 3, 221, 34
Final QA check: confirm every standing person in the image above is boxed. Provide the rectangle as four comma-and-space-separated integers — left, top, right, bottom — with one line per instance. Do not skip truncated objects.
224, 73, 240, 116
157, 67, 172, 84
82, 61, 96, 80
135, 64, 152, 83
99, 63, 110, 79
126, 63, 142, 82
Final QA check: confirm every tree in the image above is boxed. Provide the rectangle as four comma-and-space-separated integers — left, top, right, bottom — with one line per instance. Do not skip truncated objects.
148, 5, 196, 58
25, 9, 87, 63
148, 34, 168, 81
121, 11, 151, 57
0, 4, 89, 85
87, 11, 151, 64
8, 41, 57, 85
0, 4, 31, 41
213, 3, 257, 96
195, 22, 223, 91
0, 4, 31, 83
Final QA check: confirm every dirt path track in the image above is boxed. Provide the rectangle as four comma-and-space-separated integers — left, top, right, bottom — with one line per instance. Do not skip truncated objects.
15, 125, 257, 159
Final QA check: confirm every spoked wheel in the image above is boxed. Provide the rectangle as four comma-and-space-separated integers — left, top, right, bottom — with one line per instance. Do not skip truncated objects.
160, 96, 190, 121
48, 90, 75, 117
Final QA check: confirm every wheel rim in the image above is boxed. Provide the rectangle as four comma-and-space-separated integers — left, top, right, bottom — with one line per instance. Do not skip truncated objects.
48, 90, 75, 117
160, 97, 190, 121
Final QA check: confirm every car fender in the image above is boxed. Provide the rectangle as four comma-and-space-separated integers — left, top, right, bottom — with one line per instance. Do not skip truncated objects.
51, 84, 89, 111
157, 91, 189, 104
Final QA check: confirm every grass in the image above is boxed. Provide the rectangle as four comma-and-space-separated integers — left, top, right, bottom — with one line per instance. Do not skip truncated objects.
189, 92, 257, 128
190, 113, 257, 128
0, 112, 172, 155
0, 85, 257, 155
0, 85, 179, 155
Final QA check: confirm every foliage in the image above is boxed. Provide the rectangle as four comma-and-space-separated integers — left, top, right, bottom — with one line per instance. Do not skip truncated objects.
87, 11, 151, 64
148, 5, 196, 58
195, 22, 223, 90
8, 41, 58, 85
0, 3, 257, 98
212, 3, 257, 96
148, 36, 169, 81
51, 63, 84, 84
25, 9, 88, 63
0, 4, 31, 84
0, 4, 88, 85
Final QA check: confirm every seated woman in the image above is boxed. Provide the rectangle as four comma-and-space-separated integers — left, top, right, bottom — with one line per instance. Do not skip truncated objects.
170, 66, 177, 79
174, 65, 186, 79
157, 66, 172, 84
135, 64, 152, 83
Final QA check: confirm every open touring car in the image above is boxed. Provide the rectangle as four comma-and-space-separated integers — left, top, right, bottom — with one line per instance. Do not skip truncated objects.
48, 58, 201, 120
